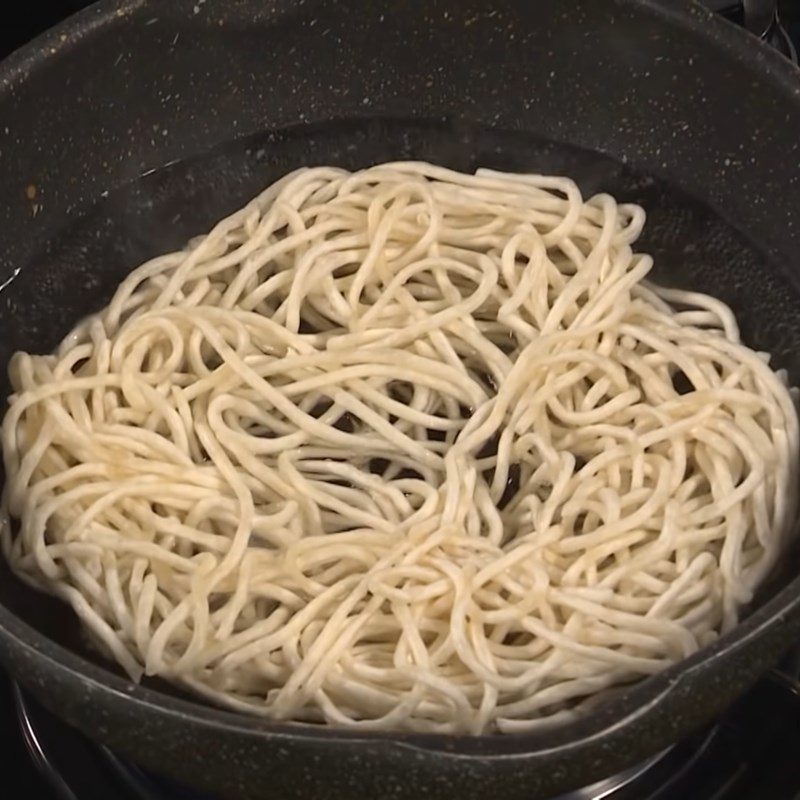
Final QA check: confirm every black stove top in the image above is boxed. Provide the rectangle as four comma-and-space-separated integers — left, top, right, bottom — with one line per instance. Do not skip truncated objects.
2, 3, 800, 800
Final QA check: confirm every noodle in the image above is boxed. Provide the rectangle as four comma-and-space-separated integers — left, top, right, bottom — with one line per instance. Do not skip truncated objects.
1, 162, 797, 734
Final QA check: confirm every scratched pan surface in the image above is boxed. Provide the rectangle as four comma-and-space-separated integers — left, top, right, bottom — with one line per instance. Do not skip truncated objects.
0, 2, 800, 799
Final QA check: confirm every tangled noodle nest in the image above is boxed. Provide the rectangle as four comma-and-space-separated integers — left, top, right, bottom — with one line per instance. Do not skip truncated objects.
2, 163, 797, 733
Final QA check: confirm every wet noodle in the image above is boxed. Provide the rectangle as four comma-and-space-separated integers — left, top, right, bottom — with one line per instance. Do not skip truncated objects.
2, 163, 797, 733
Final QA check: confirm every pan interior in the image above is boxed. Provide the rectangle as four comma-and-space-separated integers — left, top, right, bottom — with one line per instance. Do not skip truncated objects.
2, 117, 799, 711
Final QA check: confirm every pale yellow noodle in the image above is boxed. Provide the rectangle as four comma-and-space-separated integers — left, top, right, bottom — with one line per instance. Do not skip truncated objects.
1, 162, 797, 734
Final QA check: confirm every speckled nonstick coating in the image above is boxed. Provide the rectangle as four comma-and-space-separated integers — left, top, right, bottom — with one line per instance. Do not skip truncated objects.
0, 1, 799, 798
